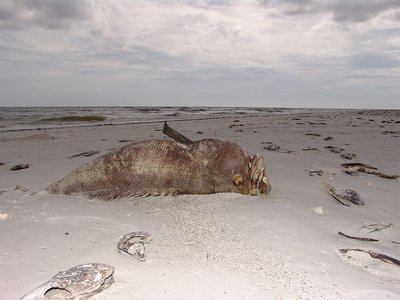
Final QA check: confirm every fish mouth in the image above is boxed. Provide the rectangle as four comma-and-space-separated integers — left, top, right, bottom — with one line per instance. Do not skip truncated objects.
249, 154, 271, 195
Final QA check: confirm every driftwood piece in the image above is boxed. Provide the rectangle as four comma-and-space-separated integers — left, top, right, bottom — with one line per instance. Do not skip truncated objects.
338, 231, 379, 242
117, 231, 152, 261
341, 163, 399, 179
362, 223, 392, 233
163, 121, 193, 145
339, 248, 400, 267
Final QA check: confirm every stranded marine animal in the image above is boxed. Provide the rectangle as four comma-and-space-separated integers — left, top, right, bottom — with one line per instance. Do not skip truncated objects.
46, 122, 271, 200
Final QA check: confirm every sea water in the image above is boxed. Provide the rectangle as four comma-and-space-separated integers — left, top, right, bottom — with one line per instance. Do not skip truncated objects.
0, 106, 309, 131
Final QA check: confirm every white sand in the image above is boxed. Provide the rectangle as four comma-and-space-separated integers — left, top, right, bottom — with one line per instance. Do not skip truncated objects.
1, 110, 399, 299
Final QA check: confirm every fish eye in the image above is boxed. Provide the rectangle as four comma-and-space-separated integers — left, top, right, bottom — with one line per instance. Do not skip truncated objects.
232, 174, 243, 186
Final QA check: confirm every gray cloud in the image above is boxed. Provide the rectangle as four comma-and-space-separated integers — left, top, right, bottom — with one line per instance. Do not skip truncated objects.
0, 0, 89, 30
0, 0, 399, 108
349, 53, 399, 69
261, 0, 400, 23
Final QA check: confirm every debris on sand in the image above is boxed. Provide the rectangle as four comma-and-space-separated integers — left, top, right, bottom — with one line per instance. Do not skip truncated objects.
119, 139, 135, 143
15, 185, 29, 192
20, 263, 115, 300
340, 153, 356, 160
338, 249, 400, 267
117, 232, 152, 261
263, 143, 280, 151
323, 136, 333, 141
302, 147, 320, 151
341, 163, 399, 179
306, 170, 323, 176
70, 151, 100, 158
362, 222, 393, 233
338, 231, 378, 242
323, 183, 364, 206
382, 130, 400, 136
263, 142, 294, 153
325, 146, 344, 153
10, 164, 30, 171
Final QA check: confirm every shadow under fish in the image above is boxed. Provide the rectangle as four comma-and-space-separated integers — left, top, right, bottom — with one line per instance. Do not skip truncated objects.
46, 122, 271, 200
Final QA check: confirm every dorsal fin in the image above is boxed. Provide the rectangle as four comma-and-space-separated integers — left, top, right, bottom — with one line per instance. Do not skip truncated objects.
163, 121, 193, 145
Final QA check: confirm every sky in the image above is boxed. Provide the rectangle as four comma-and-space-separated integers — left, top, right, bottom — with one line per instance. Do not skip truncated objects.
0, 0, 399, 108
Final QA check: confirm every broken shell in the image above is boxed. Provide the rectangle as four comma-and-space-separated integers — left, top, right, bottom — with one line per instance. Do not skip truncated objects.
323, 183, 364, 206
20, 263, 115, 300
117, 232, 152, 261
15, 185, 29, 192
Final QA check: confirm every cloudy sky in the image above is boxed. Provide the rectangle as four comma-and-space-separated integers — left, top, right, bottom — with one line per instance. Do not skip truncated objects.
1, 0, 399, 108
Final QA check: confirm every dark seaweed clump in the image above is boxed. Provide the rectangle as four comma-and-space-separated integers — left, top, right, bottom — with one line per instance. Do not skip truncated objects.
41, 115, 106, 122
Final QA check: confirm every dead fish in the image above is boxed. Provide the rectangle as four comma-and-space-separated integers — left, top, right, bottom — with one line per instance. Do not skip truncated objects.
20, 263, 114, 300
323, 183, 364, 206
46, 122, 271, 200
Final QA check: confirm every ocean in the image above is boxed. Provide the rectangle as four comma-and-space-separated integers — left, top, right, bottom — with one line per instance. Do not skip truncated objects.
0, 106, 310, 131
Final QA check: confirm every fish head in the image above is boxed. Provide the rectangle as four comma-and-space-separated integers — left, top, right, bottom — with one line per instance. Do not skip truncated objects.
233, 153, 271, 196
248, 154, 271, 195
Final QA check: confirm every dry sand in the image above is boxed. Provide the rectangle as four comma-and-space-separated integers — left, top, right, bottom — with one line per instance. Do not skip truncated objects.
1, 110, 399, 299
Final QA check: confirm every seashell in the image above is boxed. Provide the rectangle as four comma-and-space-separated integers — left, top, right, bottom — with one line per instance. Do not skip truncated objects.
117, 232, 152, 261
20, 263, 114, 300
323, 183, 364, 206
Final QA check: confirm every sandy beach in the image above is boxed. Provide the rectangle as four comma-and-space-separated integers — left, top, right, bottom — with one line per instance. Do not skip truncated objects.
1, 109, 399, 299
